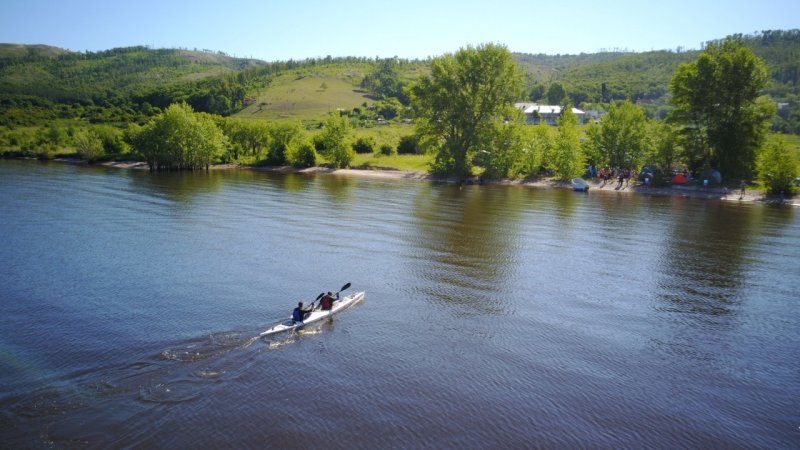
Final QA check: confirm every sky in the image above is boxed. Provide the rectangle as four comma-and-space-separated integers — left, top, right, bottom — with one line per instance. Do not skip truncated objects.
1, 0, 798, 61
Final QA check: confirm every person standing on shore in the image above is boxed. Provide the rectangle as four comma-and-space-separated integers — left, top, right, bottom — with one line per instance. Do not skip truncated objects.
739, 180, 747, 200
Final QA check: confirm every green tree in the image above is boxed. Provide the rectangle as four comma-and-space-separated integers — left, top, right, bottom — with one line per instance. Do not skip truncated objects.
73, 130, 105, 163
512, 123, 550, 178
129, 103, 226, 170
362, 57, 408, 103
353, 136, 376, 154
648, 121, 680, 172
585, 101, 650, 168
549, 106, 584, 180
477, 119, 528, 179
231, 120, 270, 159
669, 38, 774, 179
266, 122, 302, 165
287, 141, 317, 168
757, 137, 798, 195
376, 97, 403, 120
316, 113, 353, 168
93, 125, 128, 155
547, 82, 567, 105
410, 43, 523, 179
397, 135, 420, 154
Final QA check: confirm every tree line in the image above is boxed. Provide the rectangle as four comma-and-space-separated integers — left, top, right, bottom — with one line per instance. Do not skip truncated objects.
409, 41, 796, 194
1, 37, 798, 193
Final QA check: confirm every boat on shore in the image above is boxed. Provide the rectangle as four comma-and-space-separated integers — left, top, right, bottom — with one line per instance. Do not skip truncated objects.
260, 291, 365, 336
571, 178, 590, 192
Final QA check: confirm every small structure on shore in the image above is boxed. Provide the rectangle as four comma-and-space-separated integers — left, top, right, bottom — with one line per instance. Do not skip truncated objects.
514, 102, 587, 125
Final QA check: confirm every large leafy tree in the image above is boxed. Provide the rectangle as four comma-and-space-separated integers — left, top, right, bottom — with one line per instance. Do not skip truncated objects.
757, 137, 798, 195
410, 43, 523, 179
546, 82, 567, 105
316, 113, 354, 168
585, 100, 650, 168
266, 122, 303, 165
549, 106, 584, 180
669, 38, 774, 180
362, 58, 408, 104
647, 121, 680, 172
130, 103, 226, 170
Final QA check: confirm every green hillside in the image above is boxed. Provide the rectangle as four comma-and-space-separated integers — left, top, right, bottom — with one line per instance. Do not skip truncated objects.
0, 29, 798, 133
235, 65, 372, 122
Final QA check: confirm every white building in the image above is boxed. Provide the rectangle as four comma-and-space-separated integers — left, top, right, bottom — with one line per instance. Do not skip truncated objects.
514, 102, 586, 125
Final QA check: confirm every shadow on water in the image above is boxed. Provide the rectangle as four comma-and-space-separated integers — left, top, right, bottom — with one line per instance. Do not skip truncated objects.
408, 184, 528, 315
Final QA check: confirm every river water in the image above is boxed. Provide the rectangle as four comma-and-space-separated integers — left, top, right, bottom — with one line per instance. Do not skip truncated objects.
0, 159, 798, 448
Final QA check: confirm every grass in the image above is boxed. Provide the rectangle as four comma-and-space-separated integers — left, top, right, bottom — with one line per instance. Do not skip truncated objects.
233, 64, 373, 124
351, 152, 431, 172
776, 133, 800, 162
351, 122, 416, 148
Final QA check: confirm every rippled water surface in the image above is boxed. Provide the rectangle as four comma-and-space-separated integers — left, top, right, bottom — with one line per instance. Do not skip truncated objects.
1, 160, 798, 448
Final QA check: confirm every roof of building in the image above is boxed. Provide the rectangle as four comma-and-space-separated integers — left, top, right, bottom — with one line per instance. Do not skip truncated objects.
514, 102, 585, 115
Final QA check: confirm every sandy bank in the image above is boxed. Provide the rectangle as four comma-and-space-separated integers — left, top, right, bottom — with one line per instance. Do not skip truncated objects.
92, 159, 797, 206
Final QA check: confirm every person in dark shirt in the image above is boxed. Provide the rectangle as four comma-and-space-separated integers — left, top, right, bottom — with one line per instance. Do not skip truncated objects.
292, 301, 312, 323
319, 291, 338, 311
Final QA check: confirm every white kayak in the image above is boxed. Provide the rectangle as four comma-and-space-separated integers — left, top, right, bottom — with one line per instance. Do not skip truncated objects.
260, 291, 365, 336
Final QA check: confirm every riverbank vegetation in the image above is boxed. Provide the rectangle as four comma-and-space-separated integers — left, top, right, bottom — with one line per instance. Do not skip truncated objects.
1, 31, 799, 194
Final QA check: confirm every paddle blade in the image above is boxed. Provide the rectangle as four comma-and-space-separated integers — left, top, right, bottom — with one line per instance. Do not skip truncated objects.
316, 292, 325, 301
339, 282, 351, 292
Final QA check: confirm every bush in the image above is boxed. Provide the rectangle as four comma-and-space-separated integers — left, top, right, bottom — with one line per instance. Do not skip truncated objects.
397, 135, 420, 154
288, 142, 317, 168
93, 126, 128, 155
74, 131, 105, 163
353, 136, 376, 154
379, 143, 395, 156
757, 139, 798, 195
312, 133, 326, 153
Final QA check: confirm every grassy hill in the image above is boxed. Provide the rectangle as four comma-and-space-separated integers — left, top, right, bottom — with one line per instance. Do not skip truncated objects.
235, 65, 372, 123
0, 29, 798, 133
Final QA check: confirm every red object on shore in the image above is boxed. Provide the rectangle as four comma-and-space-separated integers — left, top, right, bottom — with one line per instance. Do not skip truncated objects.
672, 174, 688, 184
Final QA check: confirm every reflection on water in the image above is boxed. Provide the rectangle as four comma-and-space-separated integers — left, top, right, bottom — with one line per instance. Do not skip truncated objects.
409, 185, 527, 314
657, 200, 795, 319
126, 169, 227, 203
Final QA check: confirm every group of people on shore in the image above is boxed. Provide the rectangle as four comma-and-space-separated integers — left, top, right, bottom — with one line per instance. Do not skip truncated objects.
589, 166, 636, 188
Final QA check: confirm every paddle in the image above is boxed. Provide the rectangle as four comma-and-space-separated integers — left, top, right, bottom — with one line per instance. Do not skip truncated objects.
311, 292, 325, 311
336, 282, 351, 297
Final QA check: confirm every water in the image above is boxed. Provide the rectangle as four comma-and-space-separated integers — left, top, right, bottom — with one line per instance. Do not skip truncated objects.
1, 159, 798, 448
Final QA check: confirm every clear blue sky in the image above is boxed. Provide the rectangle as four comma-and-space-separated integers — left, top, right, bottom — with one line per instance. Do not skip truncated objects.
1, 0, 798, 60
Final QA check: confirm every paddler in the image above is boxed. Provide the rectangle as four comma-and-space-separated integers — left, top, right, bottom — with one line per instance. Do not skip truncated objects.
292, 301, 313, 323
320, 291, 339, 311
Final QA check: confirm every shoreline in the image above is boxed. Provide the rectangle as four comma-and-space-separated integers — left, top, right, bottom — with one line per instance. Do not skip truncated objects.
19, 157, 800, 206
